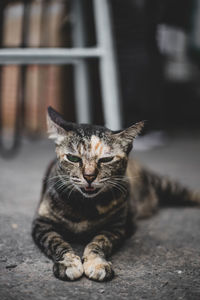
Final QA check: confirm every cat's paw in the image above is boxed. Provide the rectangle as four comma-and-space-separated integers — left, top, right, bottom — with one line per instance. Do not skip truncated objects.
83, 255, 114, 281
53, 253, 83, 281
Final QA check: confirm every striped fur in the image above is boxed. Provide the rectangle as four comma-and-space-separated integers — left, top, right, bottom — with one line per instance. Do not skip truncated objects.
32, 107, 200, 281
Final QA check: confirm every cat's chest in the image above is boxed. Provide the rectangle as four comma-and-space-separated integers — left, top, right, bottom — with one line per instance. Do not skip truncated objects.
56, 198, 127, 234
39, 194, 127, 234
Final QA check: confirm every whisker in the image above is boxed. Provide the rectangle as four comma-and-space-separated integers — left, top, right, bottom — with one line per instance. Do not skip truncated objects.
45, 175, 72, 195
68, 184, 76, 199
61, 184, 73, 196
45, 174, 70, 183
106, 180, 127, 196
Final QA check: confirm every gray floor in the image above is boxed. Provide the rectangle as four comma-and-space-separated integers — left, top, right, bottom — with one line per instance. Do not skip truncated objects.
0, 133, 200, 300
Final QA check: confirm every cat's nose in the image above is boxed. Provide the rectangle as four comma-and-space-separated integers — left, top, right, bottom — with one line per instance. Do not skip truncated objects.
83, 173, 97, 184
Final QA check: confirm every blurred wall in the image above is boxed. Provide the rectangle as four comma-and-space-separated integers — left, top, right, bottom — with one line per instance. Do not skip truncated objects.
111, 0, 200, 130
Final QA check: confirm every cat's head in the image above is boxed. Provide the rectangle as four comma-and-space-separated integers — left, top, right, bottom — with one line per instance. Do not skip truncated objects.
47, 107, 144, 198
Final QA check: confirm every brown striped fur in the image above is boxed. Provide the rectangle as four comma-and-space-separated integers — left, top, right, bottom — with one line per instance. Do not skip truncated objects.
32, 107, 200, 282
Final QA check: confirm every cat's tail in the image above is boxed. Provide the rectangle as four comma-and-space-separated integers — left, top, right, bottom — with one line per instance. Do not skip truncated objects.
134, 167, 200, 219
127, 160, 200, 218
144, 168, 200, 207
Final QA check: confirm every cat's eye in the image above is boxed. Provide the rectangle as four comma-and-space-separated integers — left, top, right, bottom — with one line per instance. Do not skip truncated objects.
98, 156, 114, 164
66, 154, 82, 163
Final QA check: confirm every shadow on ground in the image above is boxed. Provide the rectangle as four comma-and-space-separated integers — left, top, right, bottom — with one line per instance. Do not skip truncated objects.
0, 133, 199, 300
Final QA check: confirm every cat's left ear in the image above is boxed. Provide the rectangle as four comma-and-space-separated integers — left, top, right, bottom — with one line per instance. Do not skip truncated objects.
47, 106, 75, 144
112, 121, 145, 152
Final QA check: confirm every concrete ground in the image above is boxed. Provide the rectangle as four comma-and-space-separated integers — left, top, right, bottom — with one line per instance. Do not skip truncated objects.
0, 132, 200, 300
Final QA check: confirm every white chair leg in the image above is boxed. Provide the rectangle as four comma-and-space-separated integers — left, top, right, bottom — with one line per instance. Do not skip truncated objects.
72, 0, 92, 124
93, 0, 122, 130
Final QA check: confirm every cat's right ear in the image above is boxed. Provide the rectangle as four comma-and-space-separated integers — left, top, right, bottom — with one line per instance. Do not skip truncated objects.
47, 106, 74, 145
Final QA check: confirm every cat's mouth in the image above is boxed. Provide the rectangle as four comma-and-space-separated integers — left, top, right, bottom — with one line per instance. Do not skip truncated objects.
84, 186, 96, 192
80, 185, 101, 196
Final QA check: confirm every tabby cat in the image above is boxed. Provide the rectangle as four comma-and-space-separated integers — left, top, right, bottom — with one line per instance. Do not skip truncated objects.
32, 107, 200, 282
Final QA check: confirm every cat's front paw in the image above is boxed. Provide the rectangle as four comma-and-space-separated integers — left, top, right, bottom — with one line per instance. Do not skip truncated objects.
83, 255, 114, 281
53, 253, 83, 281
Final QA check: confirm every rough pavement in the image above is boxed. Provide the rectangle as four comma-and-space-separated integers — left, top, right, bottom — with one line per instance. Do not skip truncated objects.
0, 133, 200, 300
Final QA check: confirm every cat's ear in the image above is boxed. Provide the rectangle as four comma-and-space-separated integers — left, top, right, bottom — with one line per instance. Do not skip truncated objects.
113, 121, 145, 152
117, 121, 145, 141
47, 106, 75, 144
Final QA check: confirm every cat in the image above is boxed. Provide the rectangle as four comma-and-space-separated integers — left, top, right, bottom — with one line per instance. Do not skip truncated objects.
32, 106, 200, 282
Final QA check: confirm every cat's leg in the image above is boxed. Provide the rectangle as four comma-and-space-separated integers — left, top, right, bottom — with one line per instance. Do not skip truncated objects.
83, 226, 126, 281
32, 217, 83, 281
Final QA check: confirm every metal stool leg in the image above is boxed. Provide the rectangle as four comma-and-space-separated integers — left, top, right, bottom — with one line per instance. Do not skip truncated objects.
93, 0, 122, 130
71, 0, 92, 124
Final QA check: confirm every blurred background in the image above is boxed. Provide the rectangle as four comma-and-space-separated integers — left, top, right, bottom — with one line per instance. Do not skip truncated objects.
0, 0, 200, 156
